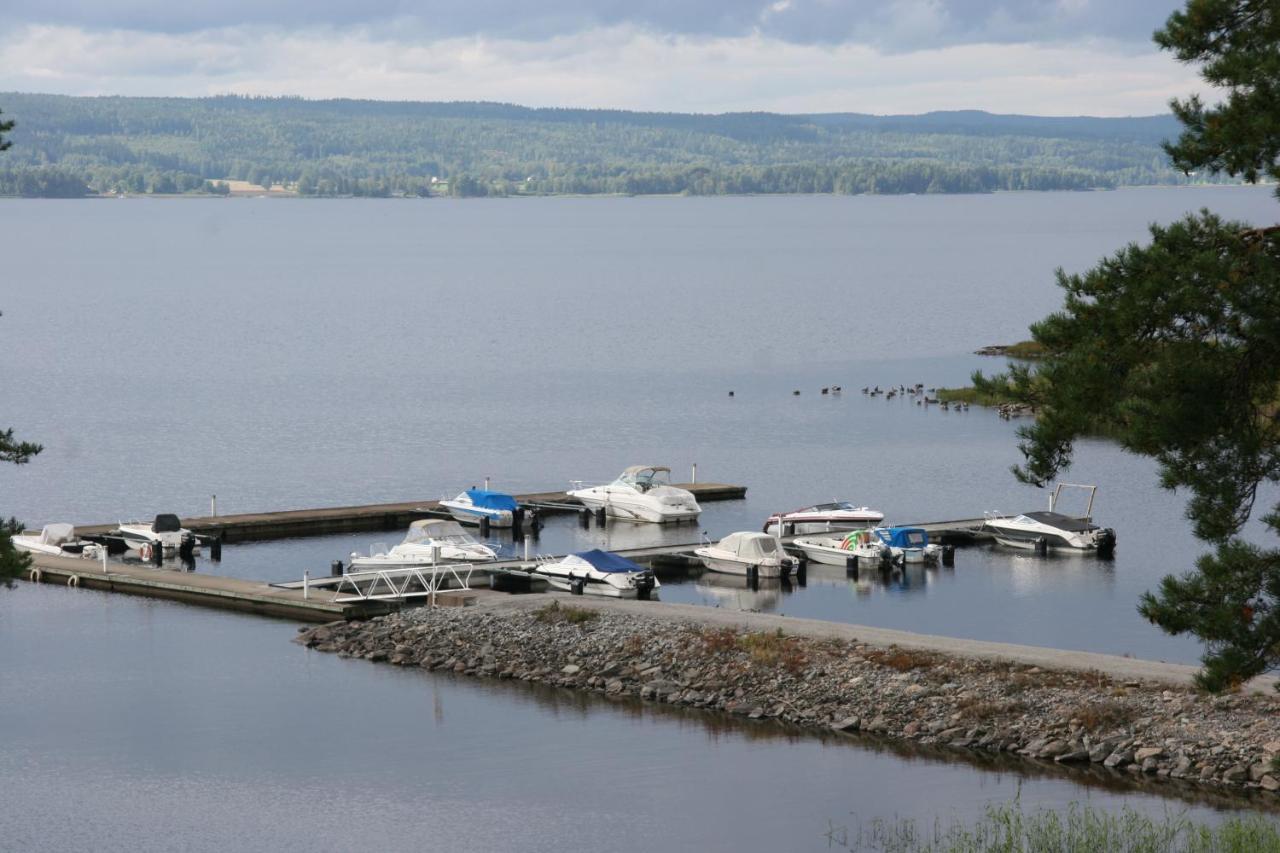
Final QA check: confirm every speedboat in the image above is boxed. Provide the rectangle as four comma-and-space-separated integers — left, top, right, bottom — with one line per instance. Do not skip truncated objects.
695, 532, 796, 578
872, 527, 942, 564
567, 466, 701, 523
12, 523, 103, 559
792, 529, 894, 567
763, 502, 885, 535
531, 549, 659, 599
984, 512, 1116, 554
348, 519, 497, 570
112, 514, 197, 557
440, 488, 522, 528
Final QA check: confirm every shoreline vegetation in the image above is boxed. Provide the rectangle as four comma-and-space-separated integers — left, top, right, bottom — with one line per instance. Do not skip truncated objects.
296, 600, 1280, 805
935, 341, 1045, 414
0, 93, 1251, 199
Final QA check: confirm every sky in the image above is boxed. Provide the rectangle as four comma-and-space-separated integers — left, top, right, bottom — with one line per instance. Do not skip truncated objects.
0, 1, 1208, 116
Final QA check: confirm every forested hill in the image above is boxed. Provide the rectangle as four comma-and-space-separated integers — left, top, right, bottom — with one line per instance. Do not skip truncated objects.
0, 92, 1204, 198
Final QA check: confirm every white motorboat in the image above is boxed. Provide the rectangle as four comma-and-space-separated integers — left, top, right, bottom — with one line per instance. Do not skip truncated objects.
12, 523, 103, 559
531, 549, 659, 599
984, 513, 1116, 554
792, 529, 894, 567
872, 526, 943, 564
763, 502, 885, 535
440, 488, 523, 528
348, 519, 497, 570
984, 483, 1116, 555
112, 514, 197, 556
567, 466, 701, 524
694, 532, 796, 578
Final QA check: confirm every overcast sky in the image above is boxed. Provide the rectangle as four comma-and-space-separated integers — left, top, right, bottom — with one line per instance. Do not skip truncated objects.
0, 1, 1206, 115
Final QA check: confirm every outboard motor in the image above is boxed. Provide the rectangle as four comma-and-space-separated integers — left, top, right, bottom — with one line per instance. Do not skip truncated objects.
1095, 529, 1117, 558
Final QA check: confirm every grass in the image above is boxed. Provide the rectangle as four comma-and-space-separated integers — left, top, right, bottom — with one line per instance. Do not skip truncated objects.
532, 600, 598, 625
695, 626, 809, 674
935, 385, 1021, 406
1002, 340, 1049, 359
828, 799, 1280, 852
1069, 699, 1133, 733
864, 647, 935, 672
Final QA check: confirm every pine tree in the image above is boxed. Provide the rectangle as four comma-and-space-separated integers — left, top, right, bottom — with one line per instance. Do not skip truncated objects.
990, 0, 1280, 690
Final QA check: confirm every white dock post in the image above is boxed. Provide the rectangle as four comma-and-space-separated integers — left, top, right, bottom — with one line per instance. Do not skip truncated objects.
303, 570, 310, 600
101, 546, 108, 574
484, 476, 491, 491
691, 463, 697, 484
524, 538, 530, 562
211, 494, 217, 517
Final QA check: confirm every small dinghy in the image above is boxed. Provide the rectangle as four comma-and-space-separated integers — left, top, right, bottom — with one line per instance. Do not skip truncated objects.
695, 532, 797, 578
349, 519, 497, 570
12, 523, 103, 560
532, 549, 659, 599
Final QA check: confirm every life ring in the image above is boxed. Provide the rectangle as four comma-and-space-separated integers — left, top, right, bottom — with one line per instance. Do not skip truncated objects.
139, 543, 154, 561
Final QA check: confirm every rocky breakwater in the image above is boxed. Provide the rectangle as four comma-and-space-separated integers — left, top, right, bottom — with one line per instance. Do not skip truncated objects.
296, 601, 1280, 797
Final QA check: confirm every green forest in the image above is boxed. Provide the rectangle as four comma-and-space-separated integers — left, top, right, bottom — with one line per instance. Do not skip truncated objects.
0, 93, 1227, 198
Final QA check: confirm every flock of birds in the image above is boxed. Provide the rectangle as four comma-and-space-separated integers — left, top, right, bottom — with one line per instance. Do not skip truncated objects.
727, 382, 971, 410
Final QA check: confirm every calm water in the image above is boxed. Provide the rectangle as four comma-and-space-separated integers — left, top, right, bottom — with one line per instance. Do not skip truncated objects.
0, 583, 1269, 853
3, 189, 1280, 849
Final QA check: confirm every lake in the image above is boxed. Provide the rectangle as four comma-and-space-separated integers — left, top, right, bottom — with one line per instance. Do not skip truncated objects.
2, 188, 1278, 849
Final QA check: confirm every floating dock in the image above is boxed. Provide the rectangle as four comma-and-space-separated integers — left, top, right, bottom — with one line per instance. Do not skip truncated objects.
75, 482, 747, 543
20, 551, 477, 622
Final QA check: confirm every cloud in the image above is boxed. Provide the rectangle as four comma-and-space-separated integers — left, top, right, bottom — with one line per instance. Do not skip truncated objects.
0, 22, 1207, 115
0, 1, 1184, 50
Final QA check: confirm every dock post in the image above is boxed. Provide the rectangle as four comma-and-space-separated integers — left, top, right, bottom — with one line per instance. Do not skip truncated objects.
594, 506, 606, 526
478, 515, 491, 538
101, 546, 108, 574
529, 510, 542, 538
579, 508, 591, 528
512, 509, 525, 541
942, 545, 955, 567
484, 476, 491, 491
524, 538, 530, 562
211, 494, 217, 517
303, 570, 310, 600
150, 543, 163, 566
846, 554, 858, 579
209, 536, 222, 562
691, 463, 697, 484
331, 559, 344, 577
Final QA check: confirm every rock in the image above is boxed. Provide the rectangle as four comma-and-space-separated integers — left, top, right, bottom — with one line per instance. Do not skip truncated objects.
1088, 743, 1111, 763
1141, 757, 1160, 773
1250, 762, 1271, 782
866, 716, 891, 733
1103, 750, 1133, 769
903, 721, 921, 736
726, 701, 757, 716
1056, 749, 1091, 764
1134, 747, 1163, 762
1262, 776, 1280, 792
1263, 741, 1280, 755
1222, 764, 1249, 783
605, 679, 625, 695
561, 664, 581, 675
831, 717, 861, 733
1037, 740, 1070, 759
641, 680, 680, 700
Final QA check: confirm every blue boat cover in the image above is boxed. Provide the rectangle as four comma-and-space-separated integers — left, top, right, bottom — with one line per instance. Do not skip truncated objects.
576, 549, 645, 573
876, 527, 929, 548
466, 489, 519, 511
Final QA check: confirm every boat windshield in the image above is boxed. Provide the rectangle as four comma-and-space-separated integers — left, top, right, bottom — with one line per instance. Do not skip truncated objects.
1012, 515, 1036, 524
617, 466, 671, 492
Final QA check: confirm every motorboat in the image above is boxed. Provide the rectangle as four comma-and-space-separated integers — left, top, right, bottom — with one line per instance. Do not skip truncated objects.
792, 529, 894, 567
763, 502, 885, 535
694, 532, 796, 578
12, 523, 103, 559
984, 513, 1116, 554
872, 527, 942, 564
112, 514, 197, 557
440, 488, 523, 528
567, 466, 701, 524
531, 549, 659, 599
984, 483, 1116, 555
348, 519, 497, 570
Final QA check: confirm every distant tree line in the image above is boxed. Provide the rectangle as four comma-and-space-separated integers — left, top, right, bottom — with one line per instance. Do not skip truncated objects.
0, 93, 1236, 198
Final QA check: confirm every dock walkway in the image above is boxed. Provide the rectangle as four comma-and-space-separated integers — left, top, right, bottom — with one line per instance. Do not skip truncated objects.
75, 483, 747, 543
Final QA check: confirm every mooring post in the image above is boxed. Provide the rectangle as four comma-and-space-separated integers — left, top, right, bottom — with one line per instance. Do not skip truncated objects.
101, 546, 108, 574
484, 476, 491, 491
523, 538, 530, 562
303, 570, 310, 600
691, 463, 697, 484
478, 515, 491, 538
212, 494, 218, 517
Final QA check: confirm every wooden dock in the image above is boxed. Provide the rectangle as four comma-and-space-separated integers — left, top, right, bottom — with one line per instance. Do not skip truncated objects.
19, 551, 480, 622
75, 482, 747, 543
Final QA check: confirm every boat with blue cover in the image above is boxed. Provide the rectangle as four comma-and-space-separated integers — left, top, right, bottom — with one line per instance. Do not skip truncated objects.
873, 526, 942, 564
532, 549, 660, 599
441, 488, 523, 528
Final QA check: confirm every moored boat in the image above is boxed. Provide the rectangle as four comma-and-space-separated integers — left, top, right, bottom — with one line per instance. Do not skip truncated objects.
763, 502, 885, 535
567, 466, 701, 523
792, 529, 894, 567
695, 532, 796, 578
348, 519, 497, 570
531, 549, 659, 599
12, 523, 103, 559
440, 488, 522, 528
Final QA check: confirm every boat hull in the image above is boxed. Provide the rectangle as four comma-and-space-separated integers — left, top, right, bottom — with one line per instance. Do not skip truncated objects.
793, 538, 890, 567
571, 493, 699, 523
695, 550, 788, 578
440, 501, 515, 528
